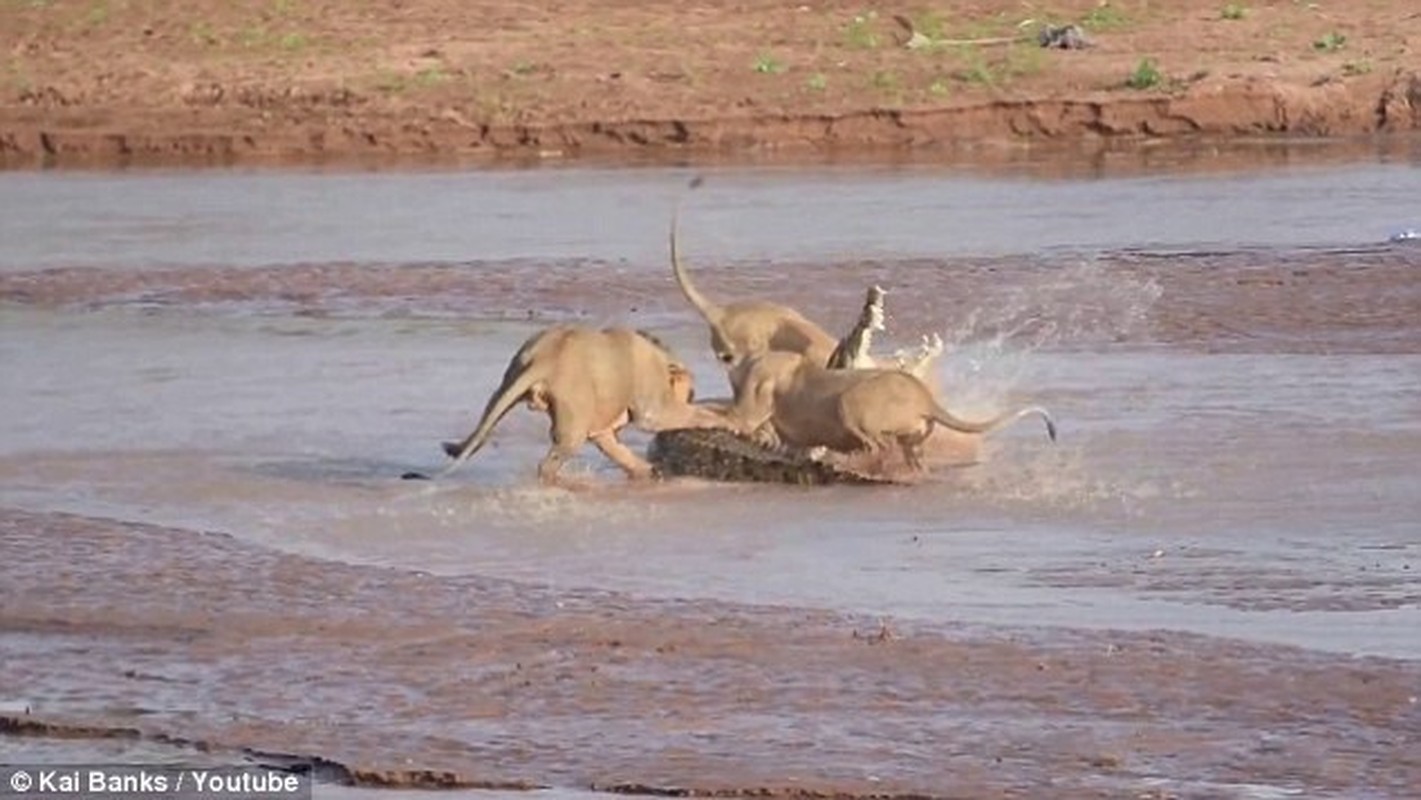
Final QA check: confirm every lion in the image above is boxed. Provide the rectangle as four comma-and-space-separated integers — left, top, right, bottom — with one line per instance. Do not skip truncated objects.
670, 177, 943, 379
723, 350, 1056, 472
413, 325, 727, 485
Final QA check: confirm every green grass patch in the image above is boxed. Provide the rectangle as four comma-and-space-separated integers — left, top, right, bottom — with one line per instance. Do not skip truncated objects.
2, 58, 33, 97
868, 68, 904, 104
414, 67, 448, 88
1313, 31, 1347, 52
277, 32, 308, 51
1004, 41, 1045, 78
908, 10, 950, 41
82, 0, 110, 29
871, 69, 900, 90
189, 21, 219, 46
1082, 1, 1129, 30
844, 10, 881, 49
752, 53, 786, 74
1125, 57, 1164, 89
237, 26, 269, 48
961, 58, 996, 86
374, 70, 408, 93
374, 68, 454, 95
1220, 4, 1247, 20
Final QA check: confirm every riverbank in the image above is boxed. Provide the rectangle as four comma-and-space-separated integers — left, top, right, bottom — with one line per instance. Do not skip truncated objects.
5, 509, 1418, 796
2, 0, 1418, 167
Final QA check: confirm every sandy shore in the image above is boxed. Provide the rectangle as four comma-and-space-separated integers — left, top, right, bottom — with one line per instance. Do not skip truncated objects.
1, 0, 1418, 167
4, 508, 1419, 796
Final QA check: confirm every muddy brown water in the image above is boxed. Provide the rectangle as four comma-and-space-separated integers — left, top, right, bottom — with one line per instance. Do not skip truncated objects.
1, 150, 1420, 798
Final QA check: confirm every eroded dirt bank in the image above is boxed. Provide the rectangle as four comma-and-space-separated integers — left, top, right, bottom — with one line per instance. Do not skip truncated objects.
1, 1, 1418, 167
2, 509, 1418, 797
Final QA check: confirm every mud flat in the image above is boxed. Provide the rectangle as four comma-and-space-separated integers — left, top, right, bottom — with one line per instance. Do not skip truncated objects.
1, 1, 1419, 167
3, 509, 1419, 797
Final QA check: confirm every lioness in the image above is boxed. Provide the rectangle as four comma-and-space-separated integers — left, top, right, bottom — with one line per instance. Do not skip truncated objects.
724, 351, 1056, 471
671, 178, 943, 378
671, 208, 838, 368
427, 325, 725, 484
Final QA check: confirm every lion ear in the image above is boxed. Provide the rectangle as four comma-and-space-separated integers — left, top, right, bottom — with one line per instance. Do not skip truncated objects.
667, 362, 694, 398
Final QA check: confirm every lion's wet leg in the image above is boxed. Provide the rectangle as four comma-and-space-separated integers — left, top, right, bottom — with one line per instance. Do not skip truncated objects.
536, 445, 579, 485
898, 433, 928, 472
537, 410, 587, 485
841, 413, 883, 456
590, 430, 655, 479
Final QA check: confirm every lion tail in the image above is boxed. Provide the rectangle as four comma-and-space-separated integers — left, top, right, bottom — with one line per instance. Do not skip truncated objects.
929, 403, 1057, 441
435, 348, 547, 478
670, 176, 725, 328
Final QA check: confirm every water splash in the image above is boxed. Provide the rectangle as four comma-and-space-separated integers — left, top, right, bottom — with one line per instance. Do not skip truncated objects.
881, 261, 1172, 512
387, 470, 671, 535
940, 441, 1199, 516
941, 259, 1164, 352
894, 261, 1159, 417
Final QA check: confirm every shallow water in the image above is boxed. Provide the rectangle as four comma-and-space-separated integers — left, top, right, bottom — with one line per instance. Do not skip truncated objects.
2, 154, 1420, 794
1, 156, 1418, 271
3, 304, 1417, 658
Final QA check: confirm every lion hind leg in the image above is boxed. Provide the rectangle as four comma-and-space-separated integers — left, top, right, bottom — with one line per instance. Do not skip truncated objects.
841, 414, 887, 457
537, 445, 579, 485
897, 432, 930, 472
538, 407, 593, 485
590, 430, 655, 480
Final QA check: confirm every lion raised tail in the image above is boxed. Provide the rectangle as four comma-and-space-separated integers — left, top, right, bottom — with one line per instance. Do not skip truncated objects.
669, 177, 732, 341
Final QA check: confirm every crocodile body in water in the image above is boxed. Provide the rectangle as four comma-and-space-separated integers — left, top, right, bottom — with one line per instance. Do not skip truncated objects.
647, 428, 894, 486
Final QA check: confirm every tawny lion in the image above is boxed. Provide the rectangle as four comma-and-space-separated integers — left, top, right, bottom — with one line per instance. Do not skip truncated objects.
724, 351, 1056, 471
670, 178, 943, 378
423, 325, 726, 484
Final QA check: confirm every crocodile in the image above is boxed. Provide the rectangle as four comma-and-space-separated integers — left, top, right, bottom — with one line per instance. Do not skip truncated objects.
647, 427, 894, 486
826, 284, 886, 370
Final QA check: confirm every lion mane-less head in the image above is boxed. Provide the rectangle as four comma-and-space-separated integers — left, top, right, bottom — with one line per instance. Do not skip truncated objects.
632, 329, 695, 402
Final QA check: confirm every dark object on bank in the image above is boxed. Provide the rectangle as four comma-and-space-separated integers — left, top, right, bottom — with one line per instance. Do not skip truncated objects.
1039, 24, 1092, 49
